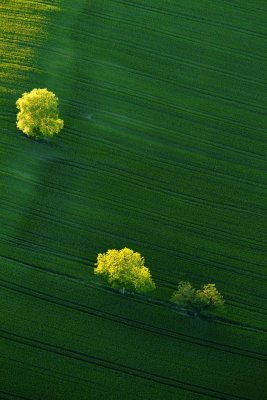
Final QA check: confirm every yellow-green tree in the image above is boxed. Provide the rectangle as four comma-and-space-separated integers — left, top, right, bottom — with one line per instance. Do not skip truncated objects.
94, 248, 156, 294
196, 283, 224, 311
171, 281, 224, 317
16, 88, 64, 139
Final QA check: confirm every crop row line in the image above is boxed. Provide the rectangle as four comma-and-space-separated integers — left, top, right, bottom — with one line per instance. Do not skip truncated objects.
112, 0, 267, 39
88, 9, 267, 66
1, 279, 265, 359
0, 328, 254, 400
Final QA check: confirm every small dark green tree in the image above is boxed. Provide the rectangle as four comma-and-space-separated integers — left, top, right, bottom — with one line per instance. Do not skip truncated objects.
171, 281, 224, 317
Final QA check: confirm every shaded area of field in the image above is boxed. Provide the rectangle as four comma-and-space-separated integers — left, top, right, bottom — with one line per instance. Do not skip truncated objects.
0, 1, 266, 399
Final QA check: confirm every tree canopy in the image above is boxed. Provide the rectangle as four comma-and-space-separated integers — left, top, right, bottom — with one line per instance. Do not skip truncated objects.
171, 281, 224, 316
94, 247, 156, 294
16, 88, 64, 139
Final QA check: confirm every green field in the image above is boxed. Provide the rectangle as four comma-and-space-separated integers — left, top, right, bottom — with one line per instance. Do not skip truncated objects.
1, 1, 266, 399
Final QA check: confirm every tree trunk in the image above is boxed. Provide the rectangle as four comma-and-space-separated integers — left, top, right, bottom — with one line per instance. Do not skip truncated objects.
121, 287, 125, 295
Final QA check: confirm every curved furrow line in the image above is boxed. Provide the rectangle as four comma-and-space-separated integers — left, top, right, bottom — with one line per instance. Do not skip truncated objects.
0, 231, 89, 268
2, 183, 267, 257
1, 279, 266, 360
225, 298, 267, 315
3, 247, 267, 328
63, 67, 267, 129
2, 208, 266, 284
2, 251, 266, 327
0, 253, 83, 281
88, 9, 267, 65
3, 202, 267, 287
3, 243, 267, 329
218, 1, 267, 14
65, 48, 267, 117
84, 163, 267, 216
0, 330, 253, 400
152, 246, 267, 283
112, 0, 267, 39
45, 153, 267, 219
4, 155, 267, 226
41, 31, 267, 92
0, 355, 100, 388
74, 131, 267, 188
9, 230, 267, 321
57, 124, 266, 192
2, 222, 262, 307
0, 390, 33, 400
2, 195, 267, 285
98, 199, 267, 250
63, 27, 267, 101
65, 72, 267, 137
95, 161, 267, 209
84, 192, 267, 250
105, 151, 267, 195
0, 358, 121, 399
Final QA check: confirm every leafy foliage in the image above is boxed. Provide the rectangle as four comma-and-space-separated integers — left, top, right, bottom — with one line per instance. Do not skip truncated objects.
94, 248, 156, 294
170, 281, 197, 309
171, 281, 224, 316
16, 88, 64, 138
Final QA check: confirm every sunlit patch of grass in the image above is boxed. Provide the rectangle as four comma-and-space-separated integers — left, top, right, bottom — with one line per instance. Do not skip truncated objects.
0, 0, 61, 93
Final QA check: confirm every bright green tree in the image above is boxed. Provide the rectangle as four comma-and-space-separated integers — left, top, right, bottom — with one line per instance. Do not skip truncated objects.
16, 88, 64, 139
94, 248, 156, 294
171, 281, 224, 317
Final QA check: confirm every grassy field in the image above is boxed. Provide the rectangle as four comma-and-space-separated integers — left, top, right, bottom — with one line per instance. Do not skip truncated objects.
1, 1, 266, 399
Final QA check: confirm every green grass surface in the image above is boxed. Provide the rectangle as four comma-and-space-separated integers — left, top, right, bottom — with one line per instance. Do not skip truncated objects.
0, 1, 266, 399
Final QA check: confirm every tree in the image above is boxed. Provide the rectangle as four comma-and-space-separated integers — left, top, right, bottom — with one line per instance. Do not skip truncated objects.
170, 281, 197, 310
94, 248, 156, 294
171, 281, 224, 317
196, 283, 224, 313
16, 88, 64, 139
